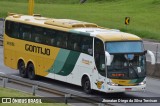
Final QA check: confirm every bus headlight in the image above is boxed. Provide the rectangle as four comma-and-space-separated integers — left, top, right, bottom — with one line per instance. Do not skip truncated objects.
139, 81, 146, 85
107, 82, 118, 86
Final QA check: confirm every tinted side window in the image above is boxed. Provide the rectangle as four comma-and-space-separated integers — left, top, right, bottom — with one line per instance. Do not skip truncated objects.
44, 29, 56, 45
56, 31, 68, 48
67, 34, 93, 55
19, 24, 32, 41
32, 26, 44, 43
68, 34, 81, 51
5, 21, 13, 37
5, 21, 19, 38
81, 36, 93, 55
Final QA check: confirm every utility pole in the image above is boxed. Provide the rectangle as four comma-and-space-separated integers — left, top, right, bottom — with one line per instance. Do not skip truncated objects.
28, 0, 34, 15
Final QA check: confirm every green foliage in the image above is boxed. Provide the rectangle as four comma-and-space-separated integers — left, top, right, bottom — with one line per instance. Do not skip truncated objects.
152, 0, 160, 4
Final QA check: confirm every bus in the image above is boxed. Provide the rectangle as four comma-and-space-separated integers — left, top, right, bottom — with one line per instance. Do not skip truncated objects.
4, 13, 155, 93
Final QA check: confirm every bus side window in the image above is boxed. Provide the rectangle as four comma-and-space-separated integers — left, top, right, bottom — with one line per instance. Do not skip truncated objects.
63, 35, 68, 48
59, 32, 68, 48
44, 29, 56, 46
20, 24, 32, 41
32, 26, 44, 43
35, 36, 40, 43
74, 42, 80, 51
50, 38, 55, 45
81, 37, 93, 55
50, 31, 57, 46
12, 22, 19, 38
68, 34, 81, 51
67, 39, 73, 50
43, 31, 48, 44
56, 35, 62, 47
5, 21, 19, 38
5, 21, 12, 37
67, 34, 74, 50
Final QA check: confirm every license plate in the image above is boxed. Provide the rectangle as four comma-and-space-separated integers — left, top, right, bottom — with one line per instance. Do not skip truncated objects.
125, 88, 132, 91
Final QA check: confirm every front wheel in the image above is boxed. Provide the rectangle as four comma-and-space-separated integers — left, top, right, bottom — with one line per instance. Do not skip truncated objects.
82, 77, 92, 94
18, 61, 27, 78
27, 63, 36, 80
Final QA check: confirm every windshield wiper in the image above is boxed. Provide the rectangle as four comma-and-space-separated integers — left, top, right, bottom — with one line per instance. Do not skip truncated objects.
129, 65, 140, 78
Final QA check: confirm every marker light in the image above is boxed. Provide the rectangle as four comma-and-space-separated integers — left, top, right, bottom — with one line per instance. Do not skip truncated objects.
139, 81, 146, 85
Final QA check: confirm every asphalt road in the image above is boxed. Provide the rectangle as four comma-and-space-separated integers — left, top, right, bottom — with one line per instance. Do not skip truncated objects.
0, 46, 160, 106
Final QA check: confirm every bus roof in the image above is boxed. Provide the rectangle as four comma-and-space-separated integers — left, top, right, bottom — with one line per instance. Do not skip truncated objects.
6, 14, 141, 42
72, 28, 141, 41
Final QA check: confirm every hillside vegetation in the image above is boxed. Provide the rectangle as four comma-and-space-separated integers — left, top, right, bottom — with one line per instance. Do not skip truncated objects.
0, 0, 160, 40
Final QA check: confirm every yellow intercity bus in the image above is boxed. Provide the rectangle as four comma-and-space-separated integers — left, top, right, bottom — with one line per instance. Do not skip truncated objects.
4, 14, 155, 93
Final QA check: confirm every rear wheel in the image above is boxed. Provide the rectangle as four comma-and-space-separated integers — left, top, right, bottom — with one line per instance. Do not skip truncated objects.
18, 61, 27, 78
82, 77, 92, 94
27, 63, 36, 80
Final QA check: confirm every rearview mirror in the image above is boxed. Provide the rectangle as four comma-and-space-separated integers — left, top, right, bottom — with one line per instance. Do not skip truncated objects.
146, 50, 155, 65
105, 51, 111, 66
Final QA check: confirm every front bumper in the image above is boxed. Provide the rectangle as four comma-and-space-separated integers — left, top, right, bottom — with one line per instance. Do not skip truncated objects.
106, 84, 146, 93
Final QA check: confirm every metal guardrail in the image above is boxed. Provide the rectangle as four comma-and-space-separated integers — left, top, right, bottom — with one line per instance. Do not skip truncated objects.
0, 18, 4, 46
0, 73, 107, 105
0, 36, 3, 46
0, 36, 3, 40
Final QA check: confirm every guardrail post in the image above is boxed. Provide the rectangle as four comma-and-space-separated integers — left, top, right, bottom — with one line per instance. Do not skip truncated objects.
156, 44, 158, 63
2, 78, 7, 88
98, 103, 105, 106
32, 85, 37, 96
64, 94, 71, 104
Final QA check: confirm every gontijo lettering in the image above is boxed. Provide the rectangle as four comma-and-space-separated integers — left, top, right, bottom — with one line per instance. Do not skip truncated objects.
25, 44, 50, 56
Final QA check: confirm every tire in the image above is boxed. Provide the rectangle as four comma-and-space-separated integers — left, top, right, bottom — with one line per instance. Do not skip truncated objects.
27, 63, 36, 80
82, 77, 92, 94
18, 61, 27, 78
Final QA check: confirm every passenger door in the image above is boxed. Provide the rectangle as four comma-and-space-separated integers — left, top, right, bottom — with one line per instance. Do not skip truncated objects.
93, 38, 106, 91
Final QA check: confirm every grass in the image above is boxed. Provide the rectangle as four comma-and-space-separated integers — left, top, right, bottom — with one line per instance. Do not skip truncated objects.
0, 87, 67, 106
0, 87, 33, 97
0, 0, 160, 40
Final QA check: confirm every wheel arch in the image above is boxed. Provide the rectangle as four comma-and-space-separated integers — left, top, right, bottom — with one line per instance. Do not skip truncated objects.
26, 59, 36, 74
81, 73, 92, 89
17, 58, 25, 69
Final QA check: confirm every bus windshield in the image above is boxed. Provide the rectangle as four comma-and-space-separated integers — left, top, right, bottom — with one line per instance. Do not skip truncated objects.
106, 41, 143, 54
105, 41, 146, 79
